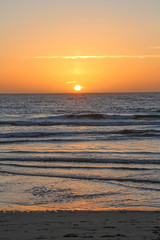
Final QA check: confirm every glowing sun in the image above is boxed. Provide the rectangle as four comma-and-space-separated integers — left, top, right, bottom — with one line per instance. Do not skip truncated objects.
74, 85, 82, 91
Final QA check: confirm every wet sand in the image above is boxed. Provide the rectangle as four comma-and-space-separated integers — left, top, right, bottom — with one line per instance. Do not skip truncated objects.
0, 211, 160, 240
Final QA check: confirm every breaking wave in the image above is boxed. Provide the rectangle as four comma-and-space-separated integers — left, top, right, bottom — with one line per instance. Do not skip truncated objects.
0, 113, 160, 127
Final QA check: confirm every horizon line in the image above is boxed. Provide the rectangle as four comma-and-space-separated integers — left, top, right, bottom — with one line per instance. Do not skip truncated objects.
0, 91, 160, 95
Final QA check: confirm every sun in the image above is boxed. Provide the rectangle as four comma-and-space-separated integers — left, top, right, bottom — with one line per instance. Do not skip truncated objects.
74, 85, 82, 91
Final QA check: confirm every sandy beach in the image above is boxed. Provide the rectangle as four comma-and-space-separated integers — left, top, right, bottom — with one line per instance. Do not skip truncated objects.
0, 211, 160, 240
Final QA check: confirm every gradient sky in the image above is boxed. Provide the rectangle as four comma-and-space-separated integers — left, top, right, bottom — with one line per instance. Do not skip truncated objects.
0, 0, 160, 93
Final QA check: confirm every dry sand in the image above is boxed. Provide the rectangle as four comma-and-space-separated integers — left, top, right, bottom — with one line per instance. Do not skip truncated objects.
0, 211, 160, 240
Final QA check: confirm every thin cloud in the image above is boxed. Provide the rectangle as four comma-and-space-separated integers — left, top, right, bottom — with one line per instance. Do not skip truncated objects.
65, 81, 77, 84
26, 55, 160, 59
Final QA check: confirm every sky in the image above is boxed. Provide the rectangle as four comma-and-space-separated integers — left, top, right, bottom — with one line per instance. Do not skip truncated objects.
0, 0, 160, 93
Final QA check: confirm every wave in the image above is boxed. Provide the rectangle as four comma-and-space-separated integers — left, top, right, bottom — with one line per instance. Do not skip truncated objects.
0, 138, 92, 144
135, 114, 160, 120
117, 129, 160, 137
0, 113, 159, 127
0, 169, 160, 185
3, 150, 160, 155
66, 113, 105, 119
0, 157, 160, 165
25, 186, 119, 199
0, 129, 160, 140
0, 162, 157, 171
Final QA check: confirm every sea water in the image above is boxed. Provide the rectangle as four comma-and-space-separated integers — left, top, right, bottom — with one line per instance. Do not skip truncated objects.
0, 93, 160, 211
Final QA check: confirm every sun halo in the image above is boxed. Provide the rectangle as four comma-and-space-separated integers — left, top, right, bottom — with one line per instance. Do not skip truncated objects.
74, 85, 82, 91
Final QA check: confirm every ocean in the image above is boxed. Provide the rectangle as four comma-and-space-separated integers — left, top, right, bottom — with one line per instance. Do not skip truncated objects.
0, 92, 160, 211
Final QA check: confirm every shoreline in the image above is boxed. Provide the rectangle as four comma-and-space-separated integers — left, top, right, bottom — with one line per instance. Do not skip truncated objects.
0, 210, 160, 240
1, 209, 160, 213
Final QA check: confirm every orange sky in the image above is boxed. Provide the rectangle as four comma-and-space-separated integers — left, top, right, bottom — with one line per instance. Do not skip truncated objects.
0, 0, 160, 93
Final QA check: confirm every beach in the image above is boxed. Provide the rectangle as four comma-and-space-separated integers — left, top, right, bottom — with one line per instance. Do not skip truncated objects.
0, 211, 160, 240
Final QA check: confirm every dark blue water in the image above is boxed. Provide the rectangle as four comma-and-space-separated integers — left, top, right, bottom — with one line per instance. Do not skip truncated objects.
0, 93, 160, 211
